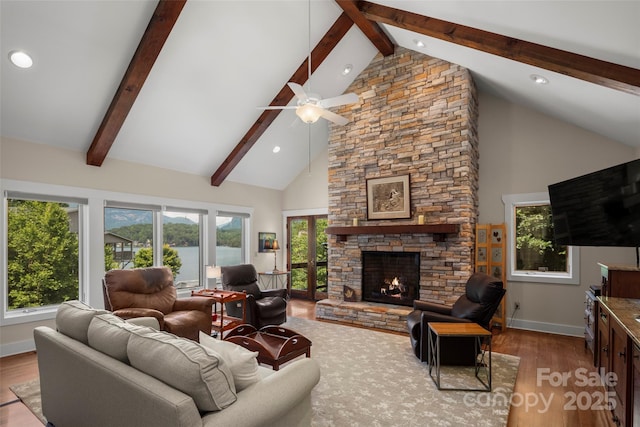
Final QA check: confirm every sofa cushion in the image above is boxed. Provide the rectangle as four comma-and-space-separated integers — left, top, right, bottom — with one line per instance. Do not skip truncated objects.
199, 331, 260, 391
127, 331, 237, 412
56, 300, 108, 344
87, 314, 156, 364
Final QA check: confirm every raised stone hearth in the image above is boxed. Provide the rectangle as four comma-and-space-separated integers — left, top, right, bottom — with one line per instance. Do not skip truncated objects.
317, 48, 479, 333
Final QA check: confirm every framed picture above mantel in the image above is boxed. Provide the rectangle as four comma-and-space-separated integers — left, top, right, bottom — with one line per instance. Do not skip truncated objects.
366, 174, 411, 220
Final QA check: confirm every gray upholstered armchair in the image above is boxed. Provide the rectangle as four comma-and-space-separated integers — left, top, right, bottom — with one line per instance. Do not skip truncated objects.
221, 264, 288, 329
102, 267, 214, 342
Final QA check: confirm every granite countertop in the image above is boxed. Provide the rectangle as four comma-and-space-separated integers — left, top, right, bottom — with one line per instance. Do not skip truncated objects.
598, 296, 640, 348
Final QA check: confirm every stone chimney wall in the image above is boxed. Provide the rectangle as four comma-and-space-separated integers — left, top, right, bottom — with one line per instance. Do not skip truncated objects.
318, 48, 479, 329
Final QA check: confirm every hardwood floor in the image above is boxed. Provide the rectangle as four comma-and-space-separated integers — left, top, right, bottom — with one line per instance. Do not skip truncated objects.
1, 299, 614, 427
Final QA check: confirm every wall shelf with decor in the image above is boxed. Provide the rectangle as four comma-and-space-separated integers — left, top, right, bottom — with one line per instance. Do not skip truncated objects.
325, 224, 459, 242
475, 223, 507, 332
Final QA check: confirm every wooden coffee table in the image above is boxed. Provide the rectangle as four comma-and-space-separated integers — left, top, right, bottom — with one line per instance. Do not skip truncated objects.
225, 324, 311, 370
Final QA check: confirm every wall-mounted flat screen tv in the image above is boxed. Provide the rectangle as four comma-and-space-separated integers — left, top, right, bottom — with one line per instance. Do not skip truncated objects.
548, 159, 640, 247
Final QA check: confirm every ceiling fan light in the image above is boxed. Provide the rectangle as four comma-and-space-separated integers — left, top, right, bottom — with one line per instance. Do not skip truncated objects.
296, 104, 322, 123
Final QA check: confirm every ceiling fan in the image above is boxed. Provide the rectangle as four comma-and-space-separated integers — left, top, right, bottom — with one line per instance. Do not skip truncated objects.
261, 82, 359, 126
259, 1, 359, 126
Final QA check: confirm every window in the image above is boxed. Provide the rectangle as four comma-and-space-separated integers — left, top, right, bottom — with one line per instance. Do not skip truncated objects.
163, 208, 203, 289
215, 212, 248, 266
503, 192, 579, 284
4, 192, 87, 320
104, 203, 205, 290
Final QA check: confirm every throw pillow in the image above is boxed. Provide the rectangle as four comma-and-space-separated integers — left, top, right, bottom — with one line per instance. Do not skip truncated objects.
127, 331, 237, 412
55, 300, 108, 344
199, 331, 261, 391
87, 314, 155, 364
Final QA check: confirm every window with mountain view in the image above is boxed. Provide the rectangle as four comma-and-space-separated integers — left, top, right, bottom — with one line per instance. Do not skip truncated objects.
216, 213, 246, 266
5, 195, 84, 315
104, 206, 203, 287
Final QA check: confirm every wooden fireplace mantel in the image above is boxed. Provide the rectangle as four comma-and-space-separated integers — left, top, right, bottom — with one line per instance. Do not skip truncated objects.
325, 224, 459, 242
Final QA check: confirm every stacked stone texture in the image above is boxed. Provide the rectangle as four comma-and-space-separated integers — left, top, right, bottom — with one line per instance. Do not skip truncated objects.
318, 48, 479, 331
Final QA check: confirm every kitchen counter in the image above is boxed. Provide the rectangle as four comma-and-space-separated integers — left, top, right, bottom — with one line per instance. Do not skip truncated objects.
598, 296, 640, 347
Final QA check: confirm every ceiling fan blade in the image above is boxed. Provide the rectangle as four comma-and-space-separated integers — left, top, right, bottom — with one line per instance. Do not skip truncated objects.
257, 106, 297, 110
287, 82, 308, 100
319, 108, 349, 126
319, 92, 359, 108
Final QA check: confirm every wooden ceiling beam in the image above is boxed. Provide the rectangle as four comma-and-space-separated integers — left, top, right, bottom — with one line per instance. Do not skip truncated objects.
335, 0, 394, 56
86, 0, 187, 167
210, 12, 354, 187
359, 1, 640, 96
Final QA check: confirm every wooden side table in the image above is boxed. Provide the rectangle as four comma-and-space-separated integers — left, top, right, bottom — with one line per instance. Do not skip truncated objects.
191, 289, 246, 339
427, 322, 492, 392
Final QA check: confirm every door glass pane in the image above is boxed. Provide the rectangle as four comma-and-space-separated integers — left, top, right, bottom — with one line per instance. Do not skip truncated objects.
7, 199, 80, 310
315, 217, 328, 295
216, 214, 244, 266
104, 207, 153, 270
290, 218, 309, 291
163, 210, 200, 288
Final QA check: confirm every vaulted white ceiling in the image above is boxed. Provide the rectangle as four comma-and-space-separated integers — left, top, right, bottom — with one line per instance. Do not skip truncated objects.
2, 1, 639, 190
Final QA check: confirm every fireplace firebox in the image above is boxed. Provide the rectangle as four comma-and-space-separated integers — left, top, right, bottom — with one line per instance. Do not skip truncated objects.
362, 251, 419, 307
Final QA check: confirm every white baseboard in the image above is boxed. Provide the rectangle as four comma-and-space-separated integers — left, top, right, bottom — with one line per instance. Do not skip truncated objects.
1, 338, 35, 357
508, 318, 583, 337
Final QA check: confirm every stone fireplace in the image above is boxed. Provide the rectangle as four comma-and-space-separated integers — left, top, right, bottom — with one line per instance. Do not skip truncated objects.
316, 48, 479, 333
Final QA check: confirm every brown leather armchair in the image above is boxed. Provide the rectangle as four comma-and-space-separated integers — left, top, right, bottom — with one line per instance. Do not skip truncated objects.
406, 272, 505, 365
221, 264, 287, 329
102, 267, 214, 342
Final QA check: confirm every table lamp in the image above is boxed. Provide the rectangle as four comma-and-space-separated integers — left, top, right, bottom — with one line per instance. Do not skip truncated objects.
272, 239, 280, 273
206, 265, 221, 289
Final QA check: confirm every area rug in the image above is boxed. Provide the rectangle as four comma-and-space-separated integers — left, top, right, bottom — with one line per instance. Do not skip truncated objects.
10, 318, 519, 427
282, 317, 520, 427
9, 378, 46, 425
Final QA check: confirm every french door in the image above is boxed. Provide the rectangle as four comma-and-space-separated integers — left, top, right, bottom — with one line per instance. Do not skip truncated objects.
287, 215, 328, 300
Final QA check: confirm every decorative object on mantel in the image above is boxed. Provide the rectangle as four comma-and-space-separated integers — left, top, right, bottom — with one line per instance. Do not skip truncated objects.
418, 214, 425, 225
366, 174, 411, 220
344, 285, 357, 302
475, 223, 507, 331
258, 232, 276, 253
326, 224, 459, 242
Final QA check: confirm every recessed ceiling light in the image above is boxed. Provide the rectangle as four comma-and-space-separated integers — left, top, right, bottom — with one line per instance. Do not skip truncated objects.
530, 74, 548, 85
413, 39, 425, 48
341, 64, 353, 76
272, 146, 281, 153
9, 50, 33, 69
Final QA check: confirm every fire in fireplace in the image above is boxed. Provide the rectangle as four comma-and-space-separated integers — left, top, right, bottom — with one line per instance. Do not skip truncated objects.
361, 251, 419, 307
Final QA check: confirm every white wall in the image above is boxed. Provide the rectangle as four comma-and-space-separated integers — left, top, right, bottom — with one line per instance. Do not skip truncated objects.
478, 93, 638, 335
0, 136, 283, 354
282, 149, 329, 211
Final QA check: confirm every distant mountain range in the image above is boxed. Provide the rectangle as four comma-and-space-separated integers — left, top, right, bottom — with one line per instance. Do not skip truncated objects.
105, 209, 196, 230
105, 209, 242, 230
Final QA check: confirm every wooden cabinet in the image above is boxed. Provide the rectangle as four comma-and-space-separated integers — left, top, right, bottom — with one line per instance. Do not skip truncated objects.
585, 290, 597, 358
609, 317, 629, 426
598, 303, 610, 375
633, 343, 640, 426
597, 299, 637, 427
599, 263, 640, 299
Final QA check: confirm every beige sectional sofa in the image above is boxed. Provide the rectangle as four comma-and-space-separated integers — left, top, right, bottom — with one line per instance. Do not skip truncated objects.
34, 301, 321, 427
